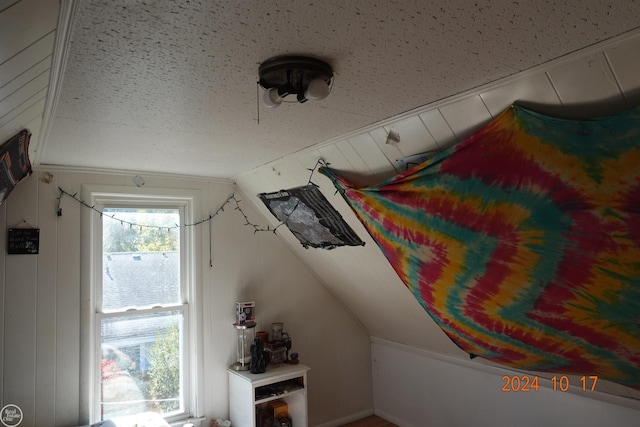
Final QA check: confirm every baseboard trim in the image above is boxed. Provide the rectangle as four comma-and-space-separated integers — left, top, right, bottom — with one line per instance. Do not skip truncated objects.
314, 409, 374, 427
373, 410, 416, 427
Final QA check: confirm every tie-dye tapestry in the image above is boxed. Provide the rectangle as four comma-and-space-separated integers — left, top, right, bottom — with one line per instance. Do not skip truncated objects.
320, 104, 640, 388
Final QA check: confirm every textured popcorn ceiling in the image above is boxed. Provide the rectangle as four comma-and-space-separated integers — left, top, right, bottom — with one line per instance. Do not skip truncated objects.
43, 0, 640, 178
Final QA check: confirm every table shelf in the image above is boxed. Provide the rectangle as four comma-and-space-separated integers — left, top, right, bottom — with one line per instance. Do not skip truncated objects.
228, 364, 309, 427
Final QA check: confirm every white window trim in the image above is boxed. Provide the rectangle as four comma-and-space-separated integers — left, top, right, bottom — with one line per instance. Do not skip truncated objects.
80, 184, 204, 425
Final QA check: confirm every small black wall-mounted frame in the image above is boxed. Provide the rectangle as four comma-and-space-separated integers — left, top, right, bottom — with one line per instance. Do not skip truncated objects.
8, 228, 39, 254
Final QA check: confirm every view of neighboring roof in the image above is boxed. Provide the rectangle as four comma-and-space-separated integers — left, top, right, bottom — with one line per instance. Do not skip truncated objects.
102, 252, 181, 344
103, 251, 180, 310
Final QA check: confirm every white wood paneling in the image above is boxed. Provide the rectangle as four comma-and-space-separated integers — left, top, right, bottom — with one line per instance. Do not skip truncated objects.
418, 108, 457, 150
202, 187, 237, 418
0, 97, 46, 140
346, 132, 397, 183
367, 127, 403, 174
54, 172, 82, 426
0, 89, 47, 142
0, 57, 50, 103
547, 51, 627, 116
23, 114, 42, 139
0, 73, 49, 118
35, 171, 58, 425
480, 72, 561, 116
0, 32, 55, 89
383, 116, 438, 158
438, 95, 493, 141
319, 143, 357, 174
3, 173, 38, 427
0, 0, 61, 178
291, 149, 325, 186
335, 139, 369, 173
605, 33, 640, 106
548, 52, 622, 103
0, 0, 57, 64
319, 139, 388, 187
0, 0, 19, 12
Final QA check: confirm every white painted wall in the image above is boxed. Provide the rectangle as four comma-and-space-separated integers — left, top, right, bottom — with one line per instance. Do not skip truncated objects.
0, 169, 372, 427
372, 339, 640, 427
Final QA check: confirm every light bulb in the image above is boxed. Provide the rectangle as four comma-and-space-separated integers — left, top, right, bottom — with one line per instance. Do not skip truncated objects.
304, 78, 330, 100
263, 88, 283, 108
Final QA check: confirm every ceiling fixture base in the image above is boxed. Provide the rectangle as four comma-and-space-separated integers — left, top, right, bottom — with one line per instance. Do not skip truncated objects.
258, 55, 333, 107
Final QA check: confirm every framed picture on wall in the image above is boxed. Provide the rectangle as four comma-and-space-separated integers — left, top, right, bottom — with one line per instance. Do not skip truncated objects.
258, 185, 364, 250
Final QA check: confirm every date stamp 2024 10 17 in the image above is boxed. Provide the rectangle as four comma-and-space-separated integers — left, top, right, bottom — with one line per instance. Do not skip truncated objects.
501, 375, 599, 392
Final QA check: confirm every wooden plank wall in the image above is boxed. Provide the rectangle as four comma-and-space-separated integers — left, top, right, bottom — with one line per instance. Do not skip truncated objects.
0, 0, 60, 161
0, 7, 64, 419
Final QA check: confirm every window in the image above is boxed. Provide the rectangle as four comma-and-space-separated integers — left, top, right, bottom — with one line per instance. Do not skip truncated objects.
84, 188, 199, 424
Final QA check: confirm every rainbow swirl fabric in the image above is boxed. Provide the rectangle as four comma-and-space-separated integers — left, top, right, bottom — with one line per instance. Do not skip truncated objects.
320, 105, 640, 388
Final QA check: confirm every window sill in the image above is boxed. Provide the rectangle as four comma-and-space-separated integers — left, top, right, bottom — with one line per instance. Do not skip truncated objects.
169, 416, 206, 427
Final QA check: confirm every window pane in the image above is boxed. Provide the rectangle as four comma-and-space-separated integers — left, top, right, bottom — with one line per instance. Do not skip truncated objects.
100, 311, 184, 420
102, 208, 180, 310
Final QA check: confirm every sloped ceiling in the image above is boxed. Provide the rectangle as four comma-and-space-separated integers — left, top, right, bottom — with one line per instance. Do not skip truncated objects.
4, 0, 640, 178
235, 27, 640, 388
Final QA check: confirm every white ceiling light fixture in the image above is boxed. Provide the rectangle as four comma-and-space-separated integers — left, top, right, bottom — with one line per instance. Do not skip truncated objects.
258, 55, 334, 108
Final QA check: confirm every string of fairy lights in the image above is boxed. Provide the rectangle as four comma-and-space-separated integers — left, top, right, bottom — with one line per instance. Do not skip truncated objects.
55, 158, 328, 235
55, 188, 275, 233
